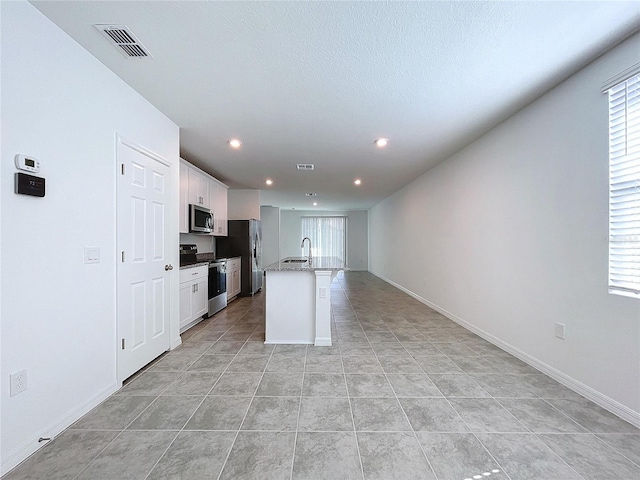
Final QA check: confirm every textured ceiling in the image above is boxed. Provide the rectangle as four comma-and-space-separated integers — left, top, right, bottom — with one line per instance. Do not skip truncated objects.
31, 1, 640, 210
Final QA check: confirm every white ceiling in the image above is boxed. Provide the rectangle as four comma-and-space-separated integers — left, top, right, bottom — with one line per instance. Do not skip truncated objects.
31, 1, 640, 211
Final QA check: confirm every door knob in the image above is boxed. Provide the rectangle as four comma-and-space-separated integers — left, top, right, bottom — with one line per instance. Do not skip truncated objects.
165, 264, 173, 271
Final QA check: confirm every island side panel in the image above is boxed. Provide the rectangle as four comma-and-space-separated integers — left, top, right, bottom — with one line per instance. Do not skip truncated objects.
314, 270, 333, 346
264, 270, 315, 344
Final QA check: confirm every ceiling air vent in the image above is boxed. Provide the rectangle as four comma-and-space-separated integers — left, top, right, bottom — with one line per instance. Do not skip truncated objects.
94, 25, 151, 58
296, 164, 315, 171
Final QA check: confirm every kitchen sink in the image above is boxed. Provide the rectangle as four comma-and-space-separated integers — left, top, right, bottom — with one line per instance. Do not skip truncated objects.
282, 258, 308, 263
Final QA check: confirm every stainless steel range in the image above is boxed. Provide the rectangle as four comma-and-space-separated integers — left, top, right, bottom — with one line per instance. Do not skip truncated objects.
180, 244, 227, 317
207, 259, 227, 316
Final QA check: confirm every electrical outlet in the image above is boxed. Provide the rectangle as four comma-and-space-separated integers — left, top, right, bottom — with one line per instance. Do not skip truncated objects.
10, 369, 28, 396
555, 323, 566, 340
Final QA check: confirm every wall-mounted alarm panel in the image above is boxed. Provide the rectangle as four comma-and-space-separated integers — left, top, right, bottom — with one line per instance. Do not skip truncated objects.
15, 173, 45, 197
15, 154, 40, 173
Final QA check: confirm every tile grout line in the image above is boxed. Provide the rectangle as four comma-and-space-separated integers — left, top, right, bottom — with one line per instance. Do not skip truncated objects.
336, 273, 370, 480
68, 429, 128, 480
366, 304, 518, 480
140, 320, 253, 480
589, 433, 640, 468
11, 275, 639, 480
69, 333, 229, 480
378, 344, 441, 480
215, 337, 278, 480
71, 353, 201, 480
423, 330, 523, 480
288, 365, 306, 480
143, 300, 260, 480
529, 432, 589, 480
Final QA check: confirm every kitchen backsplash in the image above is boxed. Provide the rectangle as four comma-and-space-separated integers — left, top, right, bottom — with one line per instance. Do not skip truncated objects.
179, 233, 214, 254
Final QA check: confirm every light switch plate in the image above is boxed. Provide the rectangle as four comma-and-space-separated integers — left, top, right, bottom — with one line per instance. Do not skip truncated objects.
555, 322, 565, 340
84, 247, 100, 264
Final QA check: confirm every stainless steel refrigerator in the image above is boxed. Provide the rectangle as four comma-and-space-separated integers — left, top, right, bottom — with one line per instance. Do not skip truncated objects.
216, 219, 263, 296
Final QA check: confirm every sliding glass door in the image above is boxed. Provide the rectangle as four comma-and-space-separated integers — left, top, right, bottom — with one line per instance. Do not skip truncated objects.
301, 216, 347, 261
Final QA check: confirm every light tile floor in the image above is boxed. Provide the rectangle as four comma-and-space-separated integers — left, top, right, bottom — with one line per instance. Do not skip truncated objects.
4, 272, 639, 480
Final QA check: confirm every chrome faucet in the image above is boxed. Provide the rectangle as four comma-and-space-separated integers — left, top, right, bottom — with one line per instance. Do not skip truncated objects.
301, 237, 312, 262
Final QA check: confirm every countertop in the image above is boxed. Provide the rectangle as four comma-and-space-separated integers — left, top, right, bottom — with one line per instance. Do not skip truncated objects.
180, 255, 241, 270
264, 256, 348, 272
179, 261, 209, 270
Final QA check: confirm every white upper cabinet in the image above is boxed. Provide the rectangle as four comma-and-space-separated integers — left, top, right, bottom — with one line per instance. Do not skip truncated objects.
210, 178, 228, 236
179, 162, 189, 233
188, 167, 209, 207
179, 158, 228, 236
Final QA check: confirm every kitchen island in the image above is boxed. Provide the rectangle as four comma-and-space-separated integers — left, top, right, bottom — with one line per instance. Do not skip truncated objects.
263, 256, 347, 346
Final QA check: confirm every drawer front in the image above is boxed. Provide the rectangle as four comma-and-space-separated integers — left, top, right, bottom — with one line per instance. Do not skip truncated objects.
228, 258, 241, 270
180, 265, 208, 283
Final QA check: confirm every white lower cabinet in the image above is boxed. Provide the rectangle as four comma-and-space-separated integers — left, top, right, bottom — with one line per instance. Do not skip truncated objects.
179, 265, 208, 332
226, 257, 242, 301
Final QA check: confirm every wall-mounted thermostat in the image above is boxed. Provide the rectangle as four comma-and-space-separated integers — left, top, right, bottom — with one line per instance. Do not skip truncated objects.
15, 154, 40, 173
15, 173, 45, 197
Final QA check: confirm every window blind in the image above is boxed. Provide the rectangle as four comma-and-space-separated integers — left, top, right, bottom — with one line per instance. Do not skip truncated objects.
608, 73, 640, 297
301, 216, 346, 261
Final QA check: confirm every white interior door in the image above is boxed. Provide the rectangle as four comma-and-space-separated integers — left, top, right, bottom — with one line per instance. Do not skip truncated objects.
117, 139, 172, 381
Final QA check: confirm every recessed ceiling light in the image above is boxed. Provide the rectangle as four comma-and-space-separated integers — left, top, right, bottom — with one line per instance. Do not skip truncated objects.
312, 202, 318, 206
374, 137, 389, 148
265, 179, 273, 185
354, 179, 362, 185
228, 138, 242, 149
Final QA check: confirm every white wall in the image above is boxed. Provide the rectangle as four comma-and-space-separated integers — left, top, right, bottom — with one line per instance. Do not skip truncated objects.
228, 189, 261, 220
260, 206, 281, 267
369, 33, 640, 424
280, 210, 368, 270
0, 1, 180, 473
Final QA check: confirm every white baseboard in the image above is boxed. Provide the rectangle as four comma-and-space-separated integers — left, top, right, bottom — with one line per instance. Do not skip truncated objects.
314, 337, 332, 346
370, 270, 640, 429
1, 382, 120, 476
170, 335, 182, 350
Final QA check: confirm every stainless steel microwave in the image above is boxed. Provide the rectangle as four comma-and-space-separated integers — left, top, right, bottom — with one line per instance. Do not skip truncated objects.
190, 204, 214, 233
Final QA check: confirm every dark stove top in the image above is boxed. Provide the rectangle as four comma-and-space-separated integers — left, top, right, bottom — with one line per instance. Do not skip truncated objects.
180, 244, 198, 267
179, 244, 224, 267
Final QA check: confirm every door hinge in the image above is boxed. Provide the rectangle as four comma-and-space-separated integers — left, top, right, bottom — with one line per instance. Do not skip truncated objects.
121, 251, 125, 262
121, 338, 125, 350
121, 164, 125, 175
